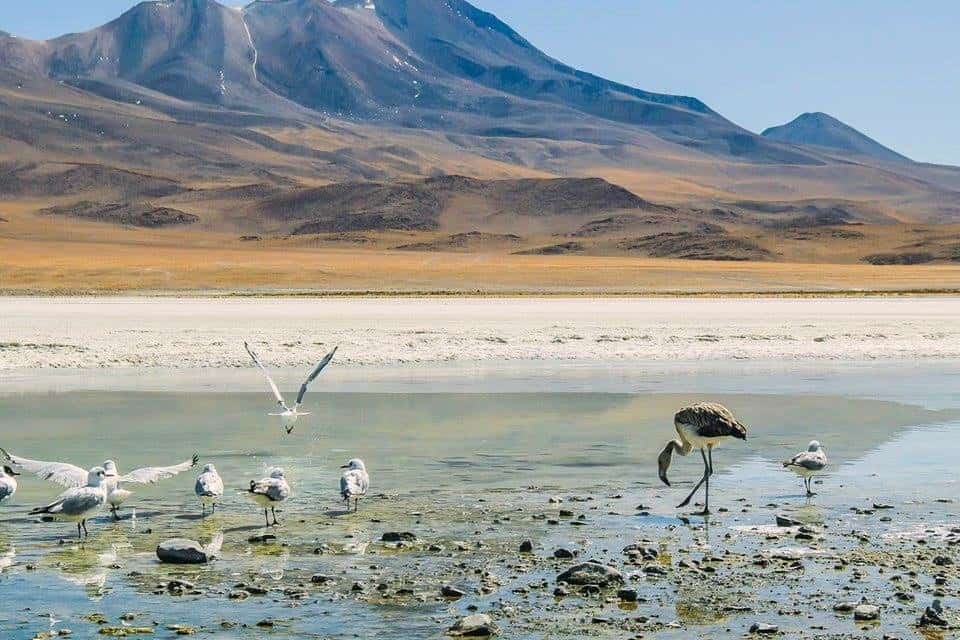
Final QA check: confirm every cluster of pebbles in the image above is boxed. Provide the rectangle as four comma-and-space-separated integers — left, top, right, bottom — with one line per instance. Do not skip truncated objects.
7, 489, 960, 639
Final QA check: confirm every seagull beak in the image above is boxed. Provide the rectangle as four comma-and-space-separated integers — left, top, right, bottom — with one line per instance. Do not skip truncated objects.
9, 470, 19, 476
339, 465, 348, 469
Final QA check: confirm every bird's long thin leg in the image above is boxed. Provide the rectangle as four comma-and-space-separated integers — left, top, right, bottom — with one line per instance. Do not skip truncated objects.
271, 507, 279, 526
212, 503, 216, 514
354, 498, 358, 513
77, 523, 82, 539
677, 448, 709, 508
111, 505, 119, 522
201, 504, 206, 518
264, 509, 270, 527
82, 520, 89, 537
702, 447, 713, 514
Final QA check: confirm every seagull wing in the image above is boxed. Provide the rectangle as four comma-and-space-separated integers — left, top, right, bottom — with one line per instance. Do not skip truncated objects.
244, 342, 287, 409
119, 454, 199, 484
0, 448, 87, 488
340, 469, 367, 499
295, 346, 338, 406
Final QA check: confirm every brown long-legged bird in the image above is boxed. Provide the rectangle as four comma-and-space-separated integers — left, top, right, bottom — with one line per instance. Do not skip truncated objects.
658, 403, 748, 515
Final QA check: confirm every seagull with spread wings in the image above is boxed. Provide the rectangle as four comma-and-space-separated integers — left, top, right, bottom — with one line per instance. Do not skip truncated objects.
244, 341, 338, 435
1, 448, 199, 520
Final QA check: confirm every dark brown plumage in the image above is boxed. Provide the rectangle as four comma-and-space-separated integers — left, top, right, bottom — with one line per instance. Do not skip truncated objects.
658, 402, 748, 515
673, 403, 748, 441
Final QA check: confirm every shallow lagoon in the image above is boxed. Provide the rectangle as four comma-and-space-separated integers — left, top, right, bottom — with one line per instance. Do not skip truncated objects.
1, 365, 959, 638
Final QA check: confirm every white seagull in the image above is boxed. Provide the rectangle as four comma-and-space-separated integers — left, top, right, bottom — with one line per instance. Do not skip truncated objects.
29, 466, 108, 539
0, 465, 19, 504
244, 342, 338, 435
1, 449, 199, 520
195, 463, 224, 516
658, 403, 748, 515
339, 458, 369, 513
783, 440, 828, 496
246, 467, 290, 526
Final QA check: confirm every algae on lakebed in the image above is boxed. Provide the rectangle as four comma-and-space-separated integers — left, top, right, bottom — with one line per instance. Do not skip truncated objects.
0, 386, 959, 638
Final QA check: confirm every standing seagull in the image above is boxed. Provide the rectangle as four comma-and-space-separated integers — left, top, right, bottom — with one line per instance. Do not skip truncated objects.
2, 449, 198, 520
783, 441, 828, 496
658, 403, 748, 515
339, 458, 369, 513
195, 463, 224, 516
0, 466, 19, 504
246, 468, 290, 526
29, 466, 108, 539
244, 342, 338, 435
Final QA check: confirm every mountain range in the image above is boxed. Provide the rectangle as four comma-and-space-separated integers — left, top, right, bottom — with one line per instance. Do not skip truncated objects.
1, 0, 959, 272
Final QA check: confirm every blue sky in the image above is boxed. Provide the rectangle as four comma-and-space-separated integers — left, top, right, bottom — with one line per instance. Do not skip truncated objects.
1, 1, 957, 165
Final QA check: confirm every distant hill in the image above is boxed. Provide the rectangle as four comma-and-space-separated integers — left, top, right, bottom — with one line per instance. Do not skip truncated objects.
1, 0, 960, 264
762, 112, 909, 163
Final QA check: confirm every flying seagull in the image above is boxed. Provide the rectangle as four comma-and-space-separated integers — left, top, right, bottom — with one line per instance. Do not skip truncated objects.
195, 463, 224, 516
246, 467, 290, 526
339, 458, 369, 513
244, 342, 338, 435
29, 466, 108, 539
1, 449, 199, 520
658, 403, 748, 515
0, 465, 19, 504
783, 440, 828, 496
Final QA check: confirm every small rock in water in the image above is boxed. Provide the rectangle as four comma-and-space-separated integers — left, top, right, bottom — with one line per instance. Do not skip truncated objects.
518, 540, 534, 553
382, 532, 417, 543
556, 561, 624, 586
749, 623, 779, 634
919, 599, 948, 627
441, 585, 466, 599
853, 604, 880, 621
448, 613, 498, 637
617, 588, 638, 602
553, 548, 575, 559
247, 534, 277, 544
156, 539, 212, 565
775, 515, 802, 528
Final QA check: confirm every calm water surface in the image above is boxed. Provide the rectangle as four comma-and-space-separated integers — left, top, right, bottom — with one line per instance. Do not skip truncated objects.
0, 369, 958, 638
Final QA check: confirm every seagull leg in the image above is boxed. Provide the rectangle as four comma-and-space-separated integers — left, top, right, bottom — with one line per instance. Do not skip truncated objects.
82, 520, 89, 537
201, 504, 206, 518
212, 503, 216, 515
677, 448, 709, 509
77, 523, 82, 539
111, 505, 119, 522
271, 507, 280, 526
354, 498, 358, 513
264, 509, 270, 527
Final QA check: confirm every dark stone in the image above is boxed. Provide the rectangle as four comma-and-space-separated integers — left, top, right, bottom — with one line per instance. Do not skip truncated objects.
381, 532, 417, 542
556, 561, 624, 586
156, 539, 211, 564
